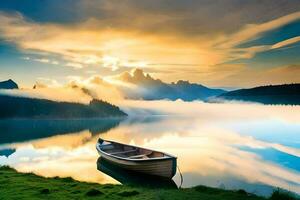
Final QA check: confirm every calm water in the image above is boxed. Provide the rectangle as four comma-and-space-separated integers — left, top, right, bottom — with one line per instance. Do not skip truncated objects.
0, 101, 299, 196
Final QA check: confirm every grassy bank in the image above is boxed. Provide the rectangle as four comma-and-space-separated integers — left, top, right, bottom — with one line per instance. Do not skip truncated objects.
0, 166, 298, 200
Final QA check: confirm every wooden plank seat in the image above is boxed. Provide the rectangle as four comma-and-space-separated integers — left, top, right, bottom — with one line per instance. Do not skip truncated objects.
129, 151, 153, 159
110, 149, 137, 155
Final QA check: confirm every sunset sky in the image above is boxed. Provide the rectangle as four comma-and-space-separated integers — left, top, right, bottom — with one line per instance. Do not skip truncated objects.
0, 0, 300, 88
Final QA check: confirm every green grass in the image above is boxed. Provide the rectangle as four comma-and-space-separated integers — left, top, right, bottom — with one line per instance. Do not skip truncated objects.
0, 166, 298, 200
269, 189, 299, 200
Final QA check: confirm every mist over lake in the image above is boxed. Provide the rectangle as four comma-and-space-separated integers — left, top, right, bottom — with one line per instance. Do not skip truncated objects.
0, 101, 299, 196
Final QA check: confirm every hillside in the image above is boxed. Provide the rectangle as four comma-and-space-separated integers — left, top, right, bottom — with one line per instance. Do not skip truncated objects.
0, 94, 127, 119
116, 69, 226, 101
0, 79, 18, 89
217, 84, 300, 105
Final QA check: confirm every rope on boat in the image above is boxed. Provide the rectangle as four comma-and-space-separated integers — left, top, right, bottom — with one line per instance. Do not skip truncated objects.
177, 166, 183, 188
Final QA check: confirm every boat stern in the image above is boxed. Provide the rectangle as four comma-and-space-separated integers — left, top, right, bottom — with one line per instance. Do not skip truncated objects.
171, 157, 177, 178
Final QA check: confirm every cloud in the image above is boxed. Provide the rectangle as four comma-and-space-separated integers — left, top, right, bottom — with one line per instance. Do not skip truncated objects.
0, 87, 92, 104
0, 8, 299, 86
1, 11, 299, 68
22, 57, 30, 60
22, 56, 59, 65
231, 35, 300, 61
117, 99, 300, 122
34, 58, 50, 63
219, 12, 300, 48
78, 0, 300, 36
65, 62, 83, 69
210, 64, 300, 87
36, 77, 61, 87
51, 61, 59, 65
85, 70, 97, 74
271, 36, 300, 49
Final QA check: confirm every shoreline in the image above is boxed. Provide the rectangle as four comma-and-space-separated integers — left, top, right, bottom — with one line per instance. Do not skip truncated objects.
0, 166, 298, 200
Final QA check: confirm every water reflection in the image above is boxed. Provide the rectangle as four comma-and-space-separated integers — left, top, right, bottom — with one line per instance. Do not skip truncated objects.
0, 118, 122, 144
97, 157, 177, 189
0, 102, 299, 196
0, 148, 15, 157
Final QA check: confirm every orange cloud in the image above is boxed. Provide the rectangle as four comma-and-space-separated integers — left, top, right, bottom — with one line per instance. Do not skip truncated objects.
0, 11, 299, 87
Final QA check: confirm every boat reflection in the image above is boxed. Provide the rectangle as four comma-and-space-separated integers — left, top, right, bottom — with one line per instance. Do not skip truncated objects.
97, 157, 177, 189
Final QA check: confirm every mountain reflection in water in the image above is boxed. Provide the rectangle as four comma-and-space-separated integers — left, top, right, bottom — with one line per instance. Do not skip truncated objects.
0, 102, 299, 197
0, 118, 122, 144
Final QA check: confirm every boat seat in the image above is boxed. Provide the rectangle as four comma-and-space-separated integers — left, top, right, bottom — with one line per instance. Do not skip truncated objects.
101, 144, 114, 151
129, 151, 152, 159
129, 154, 148, 159
110, 149, 137, 155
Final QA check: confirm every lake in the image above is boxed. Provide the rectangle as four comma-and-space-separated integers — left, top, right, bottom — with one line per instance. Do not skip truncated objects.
0, 101, 299, 196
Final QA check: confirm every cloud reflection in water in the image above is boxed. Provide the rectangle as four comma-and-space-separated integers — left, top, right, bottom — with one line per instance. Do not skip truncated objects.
0, 101, 299, 196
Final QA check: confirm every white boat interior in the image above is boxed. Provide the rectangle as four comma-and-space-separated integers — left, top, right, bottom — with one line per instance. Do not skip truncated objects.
100, 141, 169, 159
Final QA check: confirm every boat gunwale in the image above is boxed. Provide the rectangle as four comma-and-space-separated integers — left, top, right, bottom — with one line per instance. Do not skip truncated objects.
96, 139, 177, 162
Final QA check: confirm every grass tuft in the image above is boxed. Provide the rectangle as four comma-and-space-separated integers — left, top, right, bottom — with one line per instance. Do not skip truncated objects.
61, 177, 75, 182
0, 165, 13, 170
117, 190, 140, 197
237, 189, 248, 195
103, 184, 114, 189
194, 185, 222, 194
40, 188, 50, 194
270, 189, 298, 200
85, 188, 104, 196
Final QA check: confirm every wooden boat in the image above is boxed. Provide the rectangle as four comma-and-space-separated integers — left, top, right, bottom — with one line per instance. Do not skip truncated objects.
96, 138, 177, 179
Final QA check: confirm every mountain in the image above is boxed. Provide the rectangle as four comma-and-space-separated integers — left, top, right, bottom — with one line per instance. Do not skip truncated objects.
217, 83, 300, 105
0, 79, 18, 89
0, 94, 127, 119
116, 69, 226, 101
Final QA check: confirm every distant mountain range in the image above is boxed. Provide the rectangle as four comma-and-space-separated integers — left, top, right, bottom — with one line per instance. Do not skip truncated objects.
0, 79, 18, 89
116, 69, 226, 101
2, 74, 299, 108
0, 70, 226, 102
216, 84, 300, 105
0, 94, 127, 119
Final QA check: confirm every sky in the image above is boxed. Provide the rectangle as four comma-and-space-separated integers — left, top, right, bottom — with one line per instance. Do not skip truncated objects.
0, 0, 299, 88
